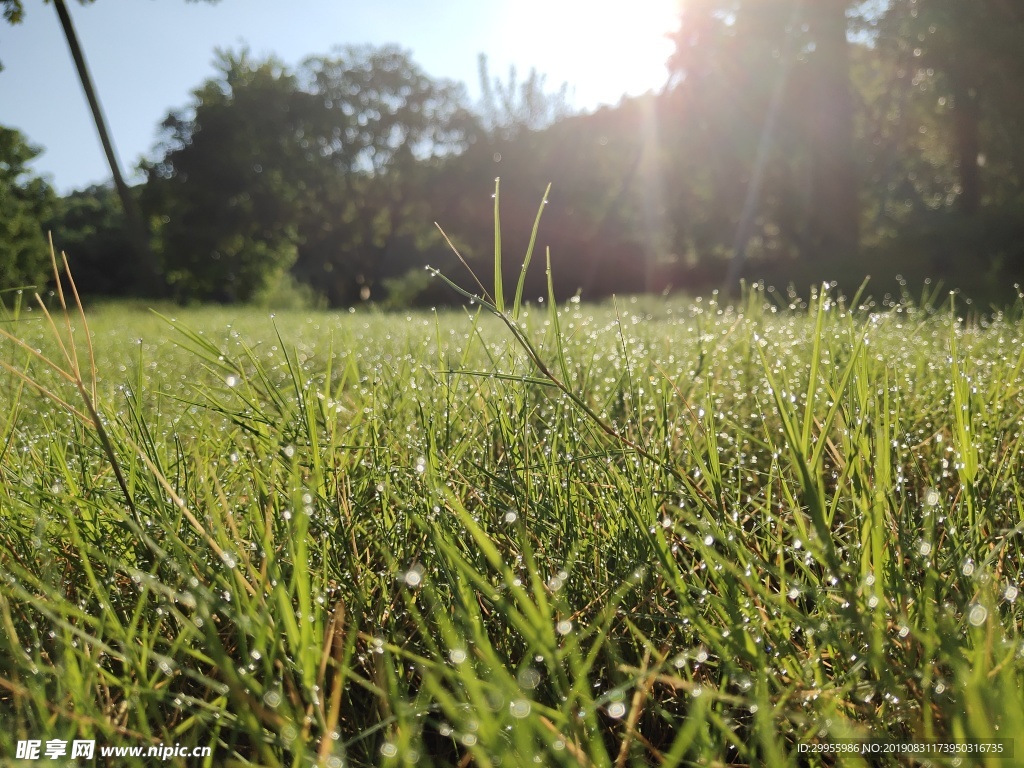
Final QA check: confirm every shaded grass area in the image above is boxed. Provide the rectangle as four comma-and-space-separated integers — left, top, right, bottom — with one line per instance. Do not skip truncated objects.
2, 261, 1024, 766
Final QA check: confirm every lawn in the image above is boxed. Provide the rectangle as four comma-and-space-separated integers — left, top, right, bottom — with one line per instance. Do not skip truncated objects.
1, 265, 1024, 765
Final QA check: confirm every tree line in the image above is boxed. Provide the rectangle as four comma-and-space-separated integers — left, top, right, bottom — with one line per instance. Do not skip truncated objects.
3, 0, 1024, 307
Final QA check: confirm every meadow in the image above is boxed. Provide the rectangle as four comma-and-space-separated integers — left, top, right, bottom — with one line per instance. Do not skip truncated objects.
2, 249, 1024, 765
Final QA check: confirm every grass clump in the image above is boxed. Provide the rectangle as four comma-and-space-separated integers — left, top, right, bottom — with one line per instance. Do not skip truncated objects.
1, 194, 1024, 766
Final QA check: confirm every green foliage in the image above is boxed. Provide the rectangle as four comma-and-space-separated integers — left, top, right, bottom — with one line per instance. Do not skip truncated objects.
0, 125, 55, 293
143, 51, 310, 302
664, 0, 860, 275
144, 45, 477, 306
43, 183, 137, 297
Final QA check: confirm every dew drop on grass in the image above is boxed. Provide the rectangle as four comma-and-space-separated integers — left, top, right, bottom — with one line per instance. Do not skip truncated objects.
283, 445, 295, 458
403, 567, 423, 588
518, 667, 541, 690
449, 648, 467, 665
509, 699, 531, 718
263, 690, 282, 708
1005, 585, 1019, 602
226, 375, 238, 387
556, 620, 573, 635
607, 701, 626, 719
505, 510, 518, 523
380, 742, 398, 758
968, 604, 988, 626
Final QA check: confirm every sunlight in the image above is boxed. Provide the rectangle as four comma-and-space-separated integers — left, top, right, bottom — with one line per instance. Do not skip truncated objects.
500, 0, 682, 104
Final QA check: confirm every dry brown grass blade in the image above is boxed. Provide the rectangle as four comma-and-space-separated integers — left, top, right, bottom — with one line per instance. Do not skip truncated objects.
318, 599, 348, 764
615, 647, 653, 768
538, 716, 591, 767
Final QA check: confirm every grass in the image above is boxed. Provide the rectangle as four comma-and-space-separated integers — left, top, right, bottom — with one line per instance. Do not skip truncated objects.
2, 198, 1024, 765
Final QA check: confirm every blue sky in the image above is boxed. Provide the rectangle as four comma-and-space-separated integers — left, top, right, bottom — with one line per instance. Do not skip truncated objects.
0, 0, 680, 193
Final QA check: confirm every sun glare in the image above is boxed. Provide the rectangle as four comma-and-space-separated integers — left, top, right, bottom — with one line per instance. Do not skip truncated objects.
499, 0, 682, 105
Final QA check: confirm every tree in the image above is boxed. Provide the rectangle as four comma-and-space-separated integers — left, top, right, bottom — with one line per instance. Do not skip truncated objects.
875, 0, 1024, 216
3, 0, 220, 295
292, 46, 478, 304
144, 51, 310, 302
476, 54, 575, 142
0, 125, 56, 292
666, 0, 862, 284
144, 46, 476, 305
801, 1, 860, 263
44, 184, 135, 296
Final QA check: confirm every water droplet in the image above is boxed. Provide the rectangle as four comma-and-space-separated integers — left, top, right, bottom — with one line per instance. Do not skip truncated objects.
510, 699, 531, 718
607, 701, 626, 719
518, 667, 541, 690
968, 604, 988, 626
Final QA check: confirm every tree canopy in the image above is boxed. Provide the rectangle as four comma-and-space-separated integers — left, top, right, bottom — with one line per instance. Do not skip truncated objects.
7, 4, 1024, 304
0, 126, 55, 293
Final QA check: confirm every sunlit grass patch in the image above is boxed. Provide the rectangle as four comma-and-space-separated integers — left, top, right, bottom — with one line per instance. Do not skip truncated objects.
1, 230, 1024, 765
